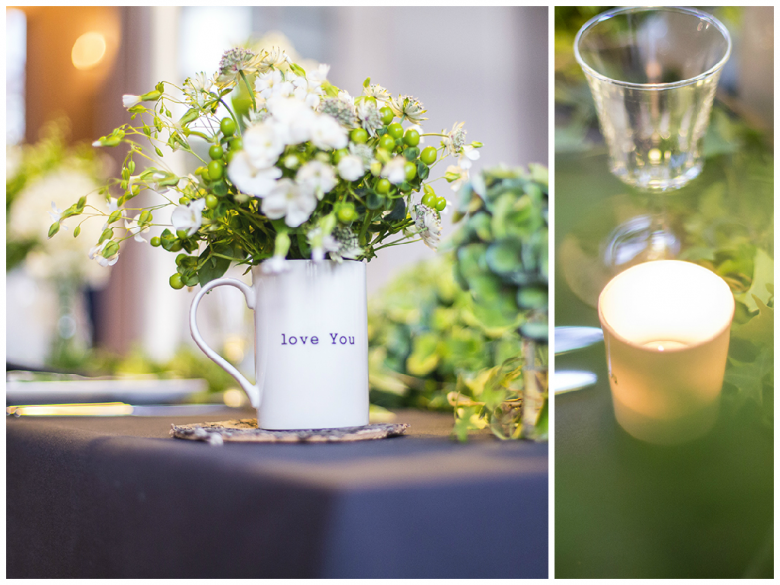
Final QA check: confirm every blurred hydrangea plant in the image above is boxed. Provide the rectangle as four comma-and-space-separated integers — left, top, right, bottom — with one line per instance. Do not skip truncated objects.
368, 164, 549, 441
451, 164, 549, 440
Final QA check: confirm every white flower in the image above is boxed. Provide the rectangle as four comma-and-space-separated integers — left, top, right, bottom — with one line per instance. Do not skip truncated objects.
349, 143, 374, 167
292, 77, 323, 109
88, 240, 120, 267
412, 204, 442, 250
102, 197, 119, 230
446, 165, 469, 192
329, 227, 363, 262
356, 100, 382, 137
171, 198, 207, 237
261, 254, 291, 275
296, 160, 337, 200
337, 155, 365, 181
442, 122, 467, 156
388, 94, 427, 124
458, 144, 480, 170
337, 90, 355, 106
257, 69, 294, 99
363, 84, 389, 103
308, 64, 330, 86
258, 46, 290, 71
122, 95, 141, 109
382, 156, 407, 185
310, 114, 348, 150
243, 122, 286, 168
307, 227, 340, 262
48, 202, 69, 229
319, 96, 357, 128
266, 96, 317, 144
124, 215, 149, 243
216, 47, 260, 86
261, 178, 317, 228
227, 152, 283, 197
183, 72, 213, 107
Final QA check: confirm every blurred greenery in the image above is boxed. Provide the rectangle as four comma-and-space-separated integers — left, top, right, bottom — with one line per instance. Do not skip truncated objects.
46, 345, 238, 404
368, 165, 549, 441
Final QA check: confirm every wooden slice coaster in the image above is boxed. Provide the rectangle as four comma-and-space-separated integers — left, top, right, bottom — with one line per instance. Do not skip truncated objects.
171, 419, 410, 445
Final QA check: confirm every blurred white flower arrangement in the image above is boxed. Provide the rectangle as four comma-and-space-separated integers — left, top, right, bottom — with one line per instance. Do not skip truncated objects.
7, 121, 110, 288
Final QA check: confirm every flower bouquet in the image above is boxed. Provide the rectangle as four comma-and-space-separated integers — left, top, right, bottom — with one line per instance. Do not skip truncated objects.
48, 45, 483, 430
50, 46, 482, 287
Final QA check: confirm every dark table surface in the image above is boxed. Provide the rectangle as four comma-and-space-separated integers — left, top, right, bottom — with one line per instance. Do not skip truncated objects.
554, 152, 774, 578
7, 408, 548, 578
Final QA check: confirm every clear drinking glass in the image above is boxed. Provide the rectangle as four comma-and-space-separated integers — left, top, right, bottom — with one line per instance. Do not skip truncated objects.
575, 6, 732, 192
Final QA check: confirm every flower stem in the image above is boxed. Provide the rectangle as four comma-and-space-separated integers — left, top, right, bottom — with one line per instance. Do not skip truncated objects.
239, 70, 257, 112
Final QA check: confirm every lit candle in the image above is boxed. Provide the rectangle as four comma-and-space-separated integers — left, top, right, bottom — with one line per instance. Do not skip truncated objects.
640, 340, 689, 352
598, 261, 734, 445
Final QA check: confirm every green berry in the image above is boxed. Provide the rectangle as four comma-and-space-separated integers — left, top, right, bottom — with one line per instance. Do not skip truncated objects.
421, 192, 436, 207
209, 145, 223, 160
207, 160, 223, 181
376, 178, 391, 194
169, 273, 184, 289
220, 117, 237, 136
229, 137, 243, 151
175, 253, 187, 266
176, 229, 189, 240
338, 206, 357, 223
420, 146, 437, 165
351, 128, 368, 144
379, 107, 394, 125
205, 194, 219, 209
333, 149, 349, 164
379, 134, 396, 152
179, 196, 190, 205
404, 161, 417, 181
387, 123, 404, 140
434, 197, 447, 212
403, 129, 420, 147
150, 236, 161, 247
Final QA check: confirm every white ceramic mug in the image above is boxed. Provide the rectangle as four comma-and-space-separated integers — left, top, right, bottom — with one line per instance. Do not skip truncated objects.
598, 260, 734, 445
190, 260, 369, 430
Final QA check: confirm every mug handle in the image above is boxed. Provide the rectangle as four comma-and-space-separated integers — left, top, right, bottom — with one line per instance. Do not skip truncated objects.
189, 277, 260, 409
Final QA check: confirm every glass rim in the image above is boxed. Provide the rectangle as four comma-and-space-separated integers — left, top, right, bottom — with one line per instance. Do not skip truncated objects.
574, 6, 733, 91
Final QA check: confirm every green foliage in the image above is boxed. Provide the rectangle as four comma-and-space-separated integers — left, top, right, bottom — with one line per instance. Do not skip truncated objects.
368, 164, 550, 441
50, 346, 238, 401
368, 253, 519, 412
452, 165, 549, 342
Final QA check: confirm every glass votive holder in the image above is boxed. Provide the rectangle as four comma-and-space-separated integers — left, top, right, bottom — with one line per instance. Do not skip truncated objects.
598, 261, 735, 444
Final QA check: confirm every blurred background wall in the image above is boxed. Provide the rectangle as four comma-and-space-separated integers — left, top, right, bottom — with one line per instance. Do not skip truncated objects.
6, 6, 549, 368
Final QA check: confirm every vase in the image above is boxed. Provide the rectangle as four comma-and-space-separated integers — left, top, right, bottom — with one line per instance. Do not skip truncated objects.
190, 260, 369, 430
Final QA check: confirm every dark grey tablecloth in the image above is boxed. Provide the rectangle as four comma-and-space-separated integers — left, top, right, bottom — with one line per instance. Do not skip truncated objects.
6, 409, 548, 578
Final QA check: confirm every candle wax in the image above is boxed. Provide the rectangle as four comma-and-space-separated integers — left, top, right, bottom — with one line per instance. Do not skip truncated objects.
641, 340, 689, 352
